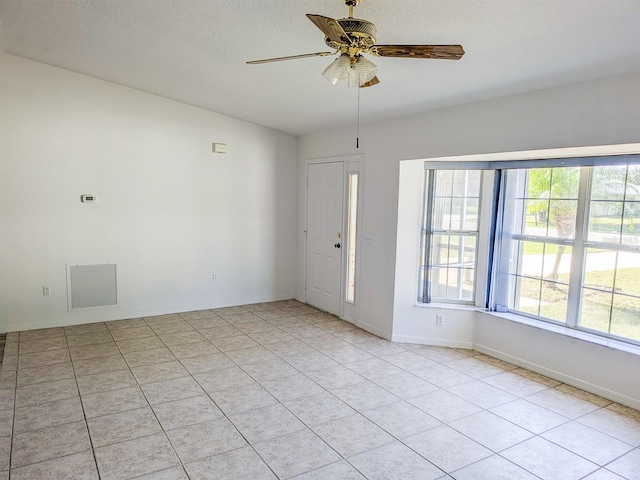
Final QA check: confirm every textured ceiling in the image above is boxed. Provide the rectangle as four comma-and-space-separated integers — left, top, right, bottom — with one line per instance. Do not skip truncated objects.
1, 0, 640, 136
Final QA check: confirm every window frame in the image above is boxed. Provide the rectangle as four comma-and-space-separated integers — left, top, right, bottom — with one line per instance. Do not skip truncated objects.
419, 169, 484, 306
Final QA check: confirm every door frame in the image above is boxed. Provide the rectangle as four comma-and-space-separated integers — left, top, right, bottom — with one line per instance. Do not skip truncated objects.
303, 154, 363, 324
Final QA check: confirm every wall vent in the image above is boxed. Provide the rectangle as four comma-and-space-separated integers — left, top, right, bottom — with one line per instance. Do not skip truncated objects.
67, 264, 117, 310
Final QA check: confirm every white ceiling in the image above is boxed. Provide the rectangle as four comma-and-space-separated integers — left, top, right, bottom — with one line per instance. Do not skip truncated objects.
1, 0, 640, 136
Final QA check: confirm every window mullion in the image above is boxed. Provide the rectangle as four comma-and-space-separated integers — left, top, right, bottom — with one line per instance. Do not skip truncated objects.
565, 166, 591, 328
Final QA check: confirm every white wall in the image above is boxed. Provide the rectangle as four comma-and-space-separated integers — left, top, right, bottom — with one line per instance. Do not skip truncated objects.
298, 71, 640, 406
0, 52, 298, 332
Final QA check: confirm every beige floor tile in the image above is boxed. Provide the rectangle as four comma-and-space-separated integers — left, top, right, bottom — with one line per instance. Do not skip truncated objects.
408, 389, 483, 423
331, 380, 400, 411
412, 345, 469, 363
116, 336, 165, 354
451, 454, 539, 480
404, 425, 492, 473
94, 433, 178, 480
379, 350, 439, 371
373, 372, 440, 399
15, 377, 78, 408
140, 376, 204, 405
69, 342, 120, 361
72, 354, 128, 376
208, 382, 277, 415
283, 391, 356, 427
183, 446, 276, 480
18, 336, 68, 354
76, 369, 137, 396
304, 365, 367, 390
235, 320, 280, 335
605, 448, 640, 479
349, 441, 444, 480
151, 394, 222, 430
447, 380, 518, 409
168, 341, 220, 360
66, 331, 114, 348
481, 371, 549, 397
577, 408, 640, 446
180, 353, 234, 375
81, 385, 148, 418
238, 358, 299, 382
0, 371, 15, 390
11, 421, 90, 468
88, 406, 162, 447
253, 428, 340, 479
0, 410, 13, 437
194, 366, 255, 393
149, 321, 194, 336
502, 436, 599, 480
105, 318, 147, 331
0, 356, 17, 372
123, 347, 176, 367
490, 399, 570, 434
447, 357, 508, 378
64, 323, 108, 336
130, 360, 189, 384
344, 358, 405, 381
525, 388, 602, 419
362, 401, 441, 439
581, 470, 628, 480
313, 413, 395, 457
183, 316, 229, 330
210, 335, 261, 352
449, 411, 533, 451
225, 345, 280, 366
178, 309, 218, 321
222, 312, 263, 324
291, 460, 366, 480
229, 403, 306, 443
10, 449, 98, 480
158, 330, 206, 347
0, 437, 9, 471
260, 373, 325, 402
355, 340, 408, 357
14, 396, 84, 433
18, 348, 70, 369
212, 306, 248, 316
17, 362, 75, 386
108, 325, 156, 341
19, 327, 65, 342
133, 466, 189, 479
198, 325, 244, 341
541, 421, 634, 465
165, 417, 247, 463
411, 364, 475, 388
0, 390, 14, 412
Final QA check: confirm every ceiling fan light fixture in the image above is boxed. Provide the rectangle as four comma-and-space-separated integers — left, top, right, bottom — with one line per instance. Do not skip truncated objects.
322, 54, 351, 85
348, 55, 377, 87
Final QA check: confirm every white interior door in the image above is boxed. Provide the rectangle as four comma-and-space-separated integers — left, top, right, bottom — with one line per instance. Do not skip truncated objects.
306, 162, 344, 316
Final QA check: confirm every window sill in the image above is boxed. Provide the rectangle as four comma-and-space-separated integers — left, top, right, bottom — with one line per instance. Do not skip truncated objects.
481, 310, 640, 357
415, 302, 479, 312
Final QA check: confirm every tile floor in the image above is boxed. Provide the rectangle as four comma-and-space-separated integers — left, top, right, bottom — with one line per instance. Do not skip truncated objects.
0, 300, 639, 479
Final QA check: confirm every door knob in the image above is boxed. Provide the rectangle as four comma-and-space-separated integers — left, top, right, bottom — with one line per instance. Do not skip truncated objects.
334, 243, 341, 248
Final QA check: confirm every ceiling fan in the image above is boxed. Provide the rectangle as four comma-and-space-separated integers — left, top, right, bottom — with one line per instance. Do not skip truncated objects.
247, 0, 464, 88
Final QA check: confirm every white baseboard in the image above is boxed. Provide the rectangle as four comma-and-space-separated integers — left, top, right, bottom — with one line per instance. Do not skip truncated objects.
474, 343, 640, 411
357, 321, 391, 340
392, 334, 473, 349
3, 293, 297, 333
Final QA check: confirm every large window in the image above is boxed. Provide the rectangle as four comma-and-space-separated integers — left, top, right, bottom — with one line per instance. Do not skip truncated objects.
495, 163, 640, 344
420, 158, 640, 346
420, 170, 482, 304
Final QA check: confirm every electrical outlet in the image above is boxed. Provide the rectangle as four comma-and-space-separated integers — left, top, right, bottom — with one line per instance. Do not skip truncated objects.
213, 273, 219, 281
436, 314, 444, 326
43, 286, 52, 296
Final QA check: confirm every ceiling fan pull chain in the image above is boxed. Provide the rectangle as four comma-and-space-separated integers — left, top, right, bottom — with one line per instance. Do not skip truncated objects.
356, 86, 360, 149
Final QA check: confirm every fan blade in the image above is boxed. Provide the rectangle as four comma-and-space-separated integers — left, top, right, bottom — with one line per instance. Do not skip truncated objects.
360, 76, 380, 88
372, 45, 464, 60
306, 14, 352, 45
247, 52, 333, 64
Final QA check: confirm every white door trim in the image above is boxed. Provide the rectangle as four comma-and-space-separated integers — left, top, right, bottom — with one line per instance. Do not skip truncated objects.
303, 154, 363, 322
